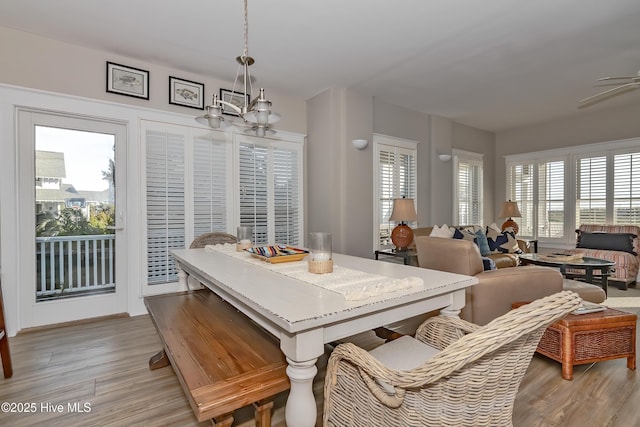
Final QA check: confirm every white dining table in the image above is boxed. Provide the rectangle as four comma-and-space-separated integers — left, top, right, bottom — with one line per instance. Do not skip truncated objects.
170, 248, 477, 427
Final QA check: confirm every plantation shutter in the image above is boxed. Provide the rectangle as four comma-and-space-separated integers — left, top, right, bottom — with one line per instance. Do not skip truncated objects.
508, 163, 534, 237
454, 151, 483, 226
193, 135, 229, 237
537, 160, 565, 238
273, 146, 301, 244
239, 142, 269, 244
145, 129, 185, 285
614, 151, 640, 224
238, 137, 303, 246
576, 155, 607, 226
376, 142, 417, 248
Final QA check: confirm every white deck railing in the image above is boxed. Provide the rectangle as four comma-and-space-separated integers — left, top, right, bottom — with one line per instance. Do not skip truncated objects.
36, 235, 115, 299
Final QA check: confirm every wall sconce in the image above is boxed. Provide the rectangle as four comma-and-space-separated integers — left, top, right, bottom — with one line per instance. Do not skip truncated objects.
438, 154, 452, 162
352, 139, 368, 150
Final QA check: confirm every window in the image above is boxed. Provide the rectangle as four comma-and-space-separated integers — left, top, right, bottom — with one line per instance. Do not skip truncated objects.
509, 163, 534, 236
193, 135, 230, 238
373, 135, 417, 249
613, 152, 640, 224
506, 138, 640, 245
537, 160, 565, 238
453, 149, 483, 226
576, 155, 606, 225
237, 135, 303, 246
143, 122, 303, 287
145, 128, 186, 285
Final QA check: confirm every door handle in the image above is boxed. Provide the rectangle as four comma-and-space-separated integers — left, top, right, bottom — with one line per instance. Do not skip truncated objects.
106, 226, 124, 231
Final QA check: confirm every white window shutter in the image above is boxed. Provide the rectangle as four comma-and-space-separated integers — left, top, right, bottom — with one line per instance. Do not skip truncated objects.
537, 160, 565, 238
614, 152, 640, 224
375, 141, 417, 248
238, 138, 303, 246
576, 156, 606, 226
193, 135, 228, 237
145, 129, 185, 285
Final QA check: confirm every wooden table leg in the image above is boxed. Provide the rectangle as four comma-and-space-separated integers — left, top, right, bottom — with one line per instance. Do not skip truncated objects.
254, 400, 274, 427
148, 349, 170, 370
212, 413, 234, 427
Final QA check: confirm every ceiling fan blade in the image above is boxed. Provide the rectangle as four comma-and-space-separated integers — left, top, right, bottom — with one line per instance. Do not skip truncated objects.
597, 76, 636, 81
579, 82, 638, 106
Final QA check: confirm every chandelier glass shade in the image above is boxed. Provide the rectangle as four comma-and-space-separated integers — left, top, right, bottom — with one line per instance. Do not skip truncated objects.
195, 0, 279, 136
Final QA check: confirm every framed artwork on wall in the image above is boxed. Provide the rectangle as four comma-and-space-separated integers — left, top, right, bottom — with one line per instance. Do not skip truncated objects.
220, 88, 249, 116
169, 76, 204, 110
106, 62, 149, 99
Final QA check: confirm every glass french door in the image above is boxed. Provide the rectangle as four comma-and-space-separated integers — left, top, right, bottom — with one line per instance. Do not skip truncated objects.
17, 110, 127, 328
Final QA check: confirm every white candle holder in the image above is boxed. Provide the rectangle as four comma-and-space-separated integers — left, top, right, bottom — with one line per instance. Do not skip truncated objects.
308, 232, 333, 274
236, 226, 253, 251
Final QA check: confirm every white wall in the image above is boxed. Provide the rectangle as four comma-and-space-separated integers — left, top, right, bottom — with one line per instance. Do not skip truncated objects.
0, 26, 307, 134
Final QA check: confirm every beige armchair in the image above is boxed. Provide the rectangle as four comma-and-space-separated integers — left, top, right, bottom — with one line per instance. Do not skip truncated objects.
414, 235, 563, 325
324, 291, 581, 427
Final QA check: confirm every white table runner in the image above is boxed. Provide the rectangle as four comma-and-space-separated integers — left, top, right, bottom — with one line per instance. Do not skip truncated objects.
205, 244, 423, 300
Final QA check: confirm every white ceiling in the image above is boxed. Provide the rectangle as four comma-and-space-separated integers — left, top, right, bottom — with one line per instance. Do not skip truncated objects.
1, 0, 640, 132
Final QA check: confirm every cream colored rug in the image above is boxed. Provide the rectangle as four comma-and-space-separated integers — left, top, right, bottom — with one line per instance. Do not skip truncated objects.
603, 297, 640, 308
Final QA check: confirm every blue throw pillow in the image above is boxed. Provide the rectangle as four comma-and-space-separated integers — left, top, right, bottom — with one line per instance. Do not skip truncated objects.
452, 228, 475, 241
577, 232, 637, 255
481, 256, 497, 271
486, 227, 522, 254
474, 229, 491, 256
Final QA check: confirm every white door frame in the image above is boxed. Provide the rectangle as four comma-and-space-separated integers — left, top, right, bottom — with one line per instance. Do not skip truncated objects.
16, 108, 128, 328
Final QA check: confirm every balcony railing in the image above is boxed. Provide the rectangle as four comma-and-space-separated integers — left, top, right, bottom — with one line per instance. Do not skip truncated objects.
36, 235, 115, 301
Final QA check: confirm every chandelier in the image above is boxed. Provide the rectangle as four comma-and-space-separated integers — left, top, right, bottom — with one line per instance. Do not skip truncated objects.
196, 0, 280, 137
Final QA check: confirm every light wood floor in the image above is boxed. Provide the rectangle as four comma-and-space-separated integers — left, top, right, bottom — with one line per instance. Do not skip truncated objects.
1, 301, 639, 427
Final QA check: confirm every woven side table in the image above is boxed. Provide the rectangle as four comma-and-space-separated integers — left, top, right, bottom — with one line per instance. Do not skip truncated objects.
536, 307, 637, 380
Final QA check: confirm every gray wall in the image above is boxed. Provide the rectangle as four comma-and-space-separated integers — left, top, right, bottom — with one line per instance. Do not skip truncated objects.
452, 123, 495, 224
307, 90, 496, 257
373, 100, 430, 227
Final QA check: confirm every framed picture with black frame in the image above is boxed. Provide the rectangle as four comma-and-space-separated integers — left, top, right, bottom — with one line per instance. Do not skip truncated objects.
106, 62, 149, 99
169, 76, 205, 110
220, 88, 249, 116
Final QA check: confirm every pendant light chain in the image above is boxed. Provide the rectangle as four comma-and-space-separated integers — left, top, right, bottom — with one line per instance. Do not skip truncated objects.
243, 0, 249, 59
195, 0, 280, 135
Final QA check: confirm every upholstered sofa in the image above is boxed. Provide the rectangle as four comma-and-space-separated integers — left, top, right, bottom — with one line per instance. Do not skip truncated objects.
565, 224, 640, 289
414, 235, 564, 325
412, 225, 531, 268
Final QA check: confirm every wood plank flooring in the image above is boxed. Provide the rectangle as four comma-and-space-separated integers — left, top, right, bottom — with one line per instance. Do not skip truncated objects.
1, 305, 638, 426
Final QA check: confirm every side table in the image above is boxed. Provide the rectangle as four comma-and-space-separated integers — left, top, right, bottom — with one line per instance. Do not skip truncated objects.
374, 249, 418, 266
536, 307, 636, 380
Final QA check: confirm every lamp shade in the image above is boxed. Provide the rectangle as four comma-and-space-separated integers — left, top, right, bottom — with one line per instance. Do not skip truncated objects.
389, 198, 417, 222
499, 200, 521, 218
389, 198, 417, 250
499, 200, 521, 234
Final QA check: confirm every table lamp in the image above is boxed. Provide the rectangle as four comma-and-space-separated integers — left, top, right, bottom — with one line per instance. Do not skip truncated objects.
389, 198, 417, 250
499, 200, 522, 234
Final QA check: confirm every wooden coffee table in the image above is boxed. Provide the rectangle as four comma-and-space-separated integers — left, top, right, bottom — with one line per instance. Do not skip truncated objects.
535, 307, 636, 380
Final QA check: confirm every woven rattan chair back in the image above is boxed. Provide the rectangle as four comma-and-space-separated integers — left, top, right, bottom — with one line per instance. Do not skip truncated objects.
190, 232, 237, 249
323, 291, 581, 427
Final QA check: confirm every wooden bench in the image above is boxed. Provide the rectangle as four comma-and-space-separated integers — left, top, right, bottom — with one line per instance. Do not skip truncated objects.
144, 290, 290, 426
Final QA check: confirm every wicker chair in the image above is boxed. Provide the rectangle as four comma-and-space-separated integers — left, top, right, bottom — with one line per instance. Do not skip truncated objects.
188, 232, 238, 290
190, 232, 237, 249
323, 291, 582, 427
